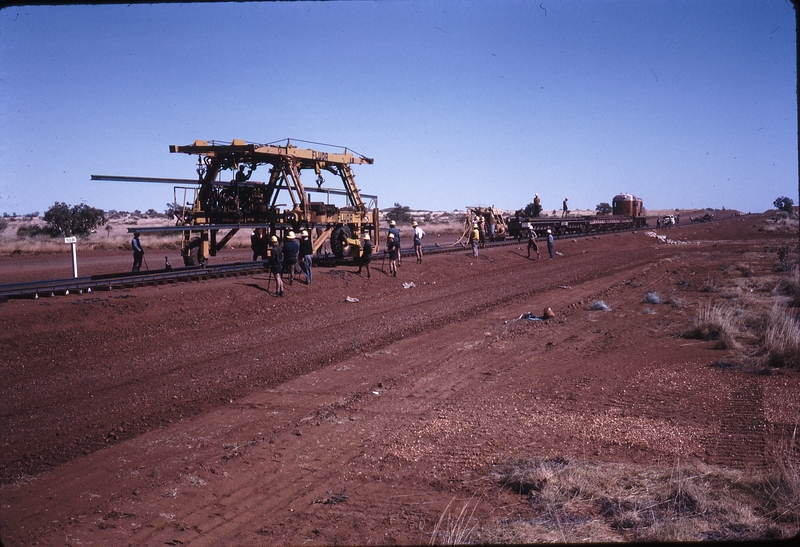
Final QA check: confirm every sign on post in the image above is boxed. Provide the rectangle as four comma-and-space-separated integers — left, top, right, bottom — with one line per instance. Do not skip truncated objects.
65, 236, 78, 277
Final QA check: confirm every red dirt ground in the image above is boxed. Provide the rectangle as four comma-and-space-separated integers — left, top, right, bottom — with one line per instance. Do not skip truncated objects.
1, 212, 798, 545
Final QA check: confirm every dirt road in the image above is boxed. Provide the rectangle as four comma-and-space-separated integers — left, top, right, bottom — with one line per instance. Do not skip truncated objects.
1, 213, 798, 545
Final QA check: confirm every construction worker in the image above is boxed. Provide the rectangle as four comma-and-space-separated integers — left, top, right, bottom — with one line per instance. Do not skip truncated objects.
547, 229, 555, 259
268, 235, 284, 297
562, 197, 569, 218
282, 231, 299, 285
527, 226, 540, 259
412, 220, 425, 263
388, 220, 401, 266
131, 231, 144, 271
251, 228, 267, 261
533, 193, 542, 217
469, 223, 480, 258
299, 229, 313, 284
387, 232, 399, 276
357, 233, 373, 278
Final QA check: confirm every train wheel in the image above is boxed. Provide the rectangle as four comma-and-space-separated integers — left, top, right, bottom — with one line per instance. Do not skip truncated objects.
330, 225, 351, 259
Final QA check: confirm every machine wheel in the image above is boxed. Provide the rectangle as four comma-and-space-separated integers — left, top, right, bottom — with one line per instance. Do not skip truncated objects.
330, 225, 351, 259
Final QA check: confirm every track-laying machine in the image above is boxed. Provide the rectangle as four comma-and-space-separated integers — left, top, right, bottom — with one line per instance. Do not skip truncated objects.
93, 139, 379, 265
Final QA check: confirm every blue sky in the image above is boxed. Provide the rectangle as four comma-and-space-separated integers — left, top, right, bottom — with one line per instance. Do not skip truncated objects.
0, 0, 796, 216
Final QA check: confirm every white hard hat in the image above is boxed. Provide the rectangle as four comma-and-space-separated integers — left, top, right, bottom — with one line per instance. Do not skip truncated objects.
363, 234, 370, 240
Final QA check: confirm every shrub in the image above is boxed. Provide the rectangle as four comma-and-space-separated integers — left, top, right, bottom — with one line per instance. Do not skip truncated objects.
644, 291, 662, 304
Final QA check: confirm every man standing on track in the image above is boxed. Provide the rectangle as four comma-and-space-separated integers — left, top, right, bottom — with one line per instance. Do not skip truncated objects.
412, 220, 425, 263
131, 231, 144, 271
547, 229, 555, 259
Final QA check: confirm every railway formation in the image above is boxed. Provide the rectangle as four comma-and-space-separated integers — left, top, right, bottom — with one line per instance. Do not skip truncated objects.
0, 226, 644, 301
1, 138, 649, 300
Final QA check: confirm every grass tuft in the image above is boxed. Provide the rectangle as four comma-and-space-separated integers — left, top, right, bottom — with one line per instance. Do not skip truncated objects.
684, 301, 740, 349
763, 303, 800, 368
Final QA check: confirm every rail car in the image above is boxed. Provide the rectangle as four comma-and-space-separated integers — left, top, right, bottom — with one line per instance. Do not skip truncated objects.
506, 193, 647, 239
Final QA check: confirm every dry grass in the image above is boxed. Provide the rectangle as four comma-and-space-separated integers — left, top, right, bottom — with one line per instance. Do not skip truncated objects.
774, 267, 800, 308
684, 301, 741, 350
430, 496, 480, 545
0, 215, 254, 255
478, 457, 799, 543
763, 303, 800, 368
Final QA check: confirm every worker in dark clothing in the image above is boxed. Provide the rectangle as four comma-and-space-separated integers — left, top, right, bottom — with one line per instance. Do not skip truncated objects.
547, 229, 555, 259
387, 232, 399, 277
251, 229, 267, 260
357, 233, 373, 278
131, 231, 144, 271
299, 229, 313, 284
282, 231, 300, 285
527, 227, 540, 259
268, 235, 284, 296
388, 220, 402, 266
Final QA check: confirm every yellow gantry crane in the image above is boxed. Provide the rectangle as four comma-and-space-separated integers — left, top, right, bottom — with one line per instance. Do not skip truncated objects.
94, 139, 379, 265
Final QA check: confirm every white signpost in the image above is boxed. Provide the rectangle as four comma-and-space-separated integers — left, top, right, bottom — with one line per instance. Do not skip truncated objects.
65, 236, 78, 278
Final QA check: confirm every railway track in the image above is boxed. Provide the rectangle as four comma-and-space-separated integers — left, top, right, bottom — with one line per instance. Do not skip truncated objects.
0, 228, 639, 301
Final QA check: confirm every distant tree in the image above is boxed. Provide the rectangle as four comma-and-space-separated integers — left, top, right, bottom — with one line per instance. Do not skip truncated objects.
165, 202, 190, 220
146, 208, 159, 217
773, 196, 794, 214
385, 202, 413, 224
43, 201, 106, 237
516, 202, 538, 217
595, 202, 613, 215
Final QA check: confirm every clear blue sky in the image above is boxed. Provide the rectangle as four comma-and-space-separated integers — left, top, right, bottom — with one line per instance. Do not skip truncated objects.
0, 0, 796, 216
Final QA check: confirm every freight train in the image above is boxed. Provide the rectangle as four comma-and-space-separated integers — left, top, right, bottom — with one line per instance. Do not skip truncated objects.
505, 193, 647, 239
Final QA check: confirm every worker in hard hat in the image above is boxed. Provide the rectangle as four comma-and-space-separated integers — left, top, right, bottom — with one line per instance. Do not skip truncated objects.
388, 220, 402, 266
357, 233, 373, 278
533, 193, 542, 217
546, 229, 555, 259
268, 235, 284, 297
469, 223, 480, 258
282, 231, 300, 285
387, 232, 399, 277
298, 229, 313, 284
412, 220, 425, 263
